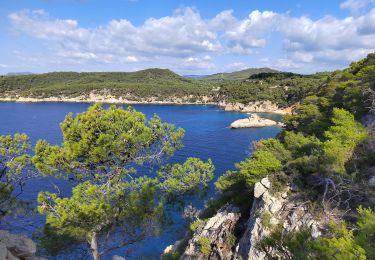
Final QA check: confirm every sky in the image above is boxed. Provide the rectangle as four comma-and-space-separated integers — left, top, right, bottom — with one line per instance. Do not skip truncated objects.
0, 0, 375, 75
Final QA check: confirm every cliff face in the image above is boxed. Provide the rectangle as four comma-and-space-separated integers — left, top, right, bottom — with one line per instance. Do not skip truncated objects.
181, 205, 240, 260
234, 178, 321, 260
179, 177, 322, 260
218, 101, 291, 114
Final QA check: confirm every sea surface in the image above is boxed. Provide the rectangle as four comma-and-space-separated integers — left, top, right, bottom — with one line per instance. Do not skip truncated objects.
0, 102, 282, 259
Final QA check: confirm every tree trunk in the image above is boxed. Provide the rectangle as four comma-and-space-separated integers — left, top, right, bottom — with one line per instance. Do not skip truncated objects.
90, 231, 100, 260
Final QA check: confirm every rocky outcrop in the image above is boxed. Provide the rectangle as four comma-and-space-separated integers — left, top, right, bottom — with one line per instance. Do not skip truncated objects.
0, 230, 45, 260
0, 93, 215, 106
234, 177, 321, 260
181, 205, 240, 260
230, 114, 285, 128
218, 101, 291, 114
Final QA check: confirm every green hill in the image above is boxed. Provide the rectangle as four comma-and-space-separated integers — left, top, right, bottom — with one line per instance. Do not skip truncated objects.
0, 68, 212, 99
201, 67, 279, 81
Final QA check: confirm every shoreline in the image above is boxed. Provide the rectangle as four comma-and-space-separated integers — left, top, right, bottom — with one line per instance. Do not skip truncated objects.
0, 96, 292, 115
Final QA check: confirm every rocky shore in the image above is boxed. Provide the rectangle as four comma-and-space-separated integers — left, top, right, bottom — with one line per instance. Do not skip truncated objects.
0, 94, 292, 114
230, 114, 285, 128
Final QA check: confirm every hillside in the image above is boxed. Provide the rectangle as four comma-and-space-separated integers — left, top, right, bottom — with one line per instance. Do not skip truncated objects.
0, 67, 328, 110
164, 53, 375, 259
201, 67, 279, 81
0, 68, 212, 99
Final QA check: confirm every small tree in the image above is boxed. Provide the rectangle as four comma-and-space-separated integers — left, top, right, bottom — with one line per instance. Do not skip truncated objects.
0, 133, 33, 222
34, 104, 214, 259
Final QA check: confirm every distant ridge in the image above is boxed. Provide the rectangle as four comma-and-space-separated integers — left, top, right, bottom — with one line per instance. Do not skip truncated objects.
6, 72, 33, 76
183, 75, 208, 79
201, 67, 279, 81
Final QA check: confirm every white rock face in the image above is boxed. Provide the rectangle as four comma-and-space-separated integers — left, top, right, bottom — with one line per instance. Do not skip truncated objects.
219, 101, 289, 114
368, 176, 375, 188
230, 114, 285, 128
233, 177, 321, 260
0, 230, 45, 260
181, 205, 240, 260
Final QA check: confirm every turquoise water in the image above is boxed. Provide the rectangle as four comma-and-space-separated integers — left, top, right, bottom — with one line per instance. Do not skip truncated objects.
0, 102, 281, 259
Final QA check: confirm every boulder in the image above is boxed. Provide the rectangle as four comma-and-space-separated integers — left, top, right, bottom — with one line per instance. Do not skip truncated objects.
0, 230, 45, 260
230, 114, 285, 128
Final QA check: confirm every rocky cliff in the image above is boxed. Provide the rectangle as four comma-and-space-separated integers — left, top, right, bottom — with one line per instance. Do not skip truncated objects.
218, 101, 292, 114
180, 205, 240, 260
176, 177, 322, 260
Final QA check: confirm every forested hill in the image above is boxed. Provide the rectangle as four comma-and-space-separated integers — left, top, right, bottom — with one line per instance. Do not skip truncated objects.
167, 54, 375, 259
0, 64, 356, 110
0, 68, 212, 99
200, 67, 279, 81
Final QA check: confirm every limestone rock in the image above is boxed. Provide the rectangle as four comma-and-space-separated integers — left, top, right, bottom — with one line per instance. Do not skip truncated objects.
219, 101, 289, 114
0, 230, 45, 260
230, 114, 285, 128
181, 205, 240, 260
234, 179, 321, 260
368, 175, 375, 188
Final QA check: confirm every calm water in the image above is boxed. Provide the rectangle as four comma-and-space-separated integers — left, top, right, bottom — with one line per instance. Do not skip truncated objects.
0, 102, 281, 259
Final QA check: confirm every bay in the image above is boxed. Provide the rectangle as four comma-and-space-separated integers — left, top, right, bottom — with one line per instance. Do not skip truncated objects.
0, 102, 282, 259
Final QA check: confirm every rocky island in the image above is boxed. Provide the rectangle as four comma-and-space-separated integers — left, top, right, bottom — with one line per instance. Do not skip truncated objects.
230, 114, 285, 128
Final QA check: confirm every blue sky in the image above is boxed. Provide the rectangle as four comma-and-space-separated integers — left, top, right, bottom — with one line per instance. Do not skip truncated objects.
0, 0, 374, 75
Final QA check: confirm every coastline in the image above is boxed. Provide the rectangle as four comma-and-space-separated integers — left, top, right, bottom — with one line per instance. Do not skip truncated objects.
0, 95, 292, 114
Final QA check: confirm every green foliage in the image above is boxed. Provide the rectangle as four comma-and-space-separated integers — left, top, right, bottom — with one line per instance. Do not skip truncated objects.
240, 150, 282, 187
260, 211, 273, 229
32, 104, 217, 259
198, 236, 212, 256
189, 219, 205, 233
257, 207, 375, 259
322, 108, 369, 175
256, 226, 315, 259
0, 133, 32, 221
312, 222, 366, 260
33, 103, 185, 181
0, 69, 211, 99
38, 177, 162, 242
215, 149, 281, 191
284, 103, 329, 136
355, 206, 375, 259
215, 72, 324, 107
257, 223, 367, 260
283, 131, 322, 157
202, 68, 279, 81
158, 157, 214, 198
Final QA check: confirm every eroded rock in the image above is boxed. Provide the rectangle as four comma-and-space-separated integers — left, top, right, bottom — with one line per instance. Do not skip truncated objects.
181, 205, 240, 260
0, 230, 45, 260
230, 114, 285, 129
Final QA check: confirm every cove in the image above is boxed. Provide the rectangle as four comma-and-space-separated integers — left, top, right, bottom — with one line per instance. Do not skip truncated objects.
0, 102, 282, 259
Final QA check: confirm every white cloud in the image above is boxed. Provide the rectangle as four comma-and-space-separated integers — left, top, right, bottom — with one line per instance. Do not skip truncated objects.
340, 0, 374, 12
6, 6, 375, 73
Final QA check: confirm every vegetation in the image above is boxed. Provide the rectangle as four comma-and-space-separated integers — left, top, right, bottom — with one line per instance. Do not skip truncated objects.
211, 53, 375, 258
0, 67, 328, 108
0, 69, 212, 99
200, 67, 278, 81
0, 133, 34, 222
198, 236, 212, 256
257, 207, 375, 259
32, 103, 214, 260
1, 53, 375, 259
